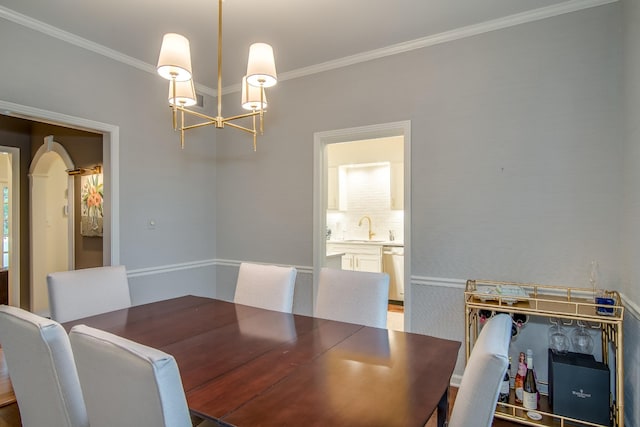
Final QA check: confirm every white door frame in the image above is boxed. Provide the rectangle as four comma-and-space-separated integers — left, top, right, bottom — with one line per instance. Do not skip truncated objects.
0, 146, 20, 307
312, 121, 412, 330
0, 99, 120, 308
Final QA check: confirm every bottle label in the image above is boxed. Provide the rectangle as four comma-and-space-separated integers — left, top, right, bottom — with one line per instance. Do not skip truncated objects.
522, 391, 537, 410
515, 387, 523, 402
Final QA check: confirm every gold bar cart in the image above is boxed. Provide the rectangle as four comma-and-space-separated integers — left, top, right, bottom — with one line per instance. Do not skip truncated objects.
464, 279, 624, 427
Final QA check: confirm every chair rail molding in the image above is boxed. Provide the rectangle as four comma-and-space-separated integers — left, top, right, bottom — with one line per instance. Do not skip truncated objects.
412, 276, 467, 289
126, 260, 640, 322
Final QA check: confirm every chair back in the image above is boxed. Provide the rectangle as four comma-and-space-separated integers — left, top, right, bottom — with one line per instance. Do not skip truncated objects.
69, 324, 192, 427
47, 265, 132, 322
315, 267, 389, 328
0, 305, 89, 427
448, 313, 511, 427
234, 262, 297, 313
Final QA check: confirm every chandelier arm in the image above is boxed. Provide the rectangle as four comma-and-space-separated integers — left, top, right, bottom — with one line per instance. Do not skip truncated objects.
222, 110, 262, 123
223, 121, 257, 135
176, 106, 218, 122
181, 121, 217, 131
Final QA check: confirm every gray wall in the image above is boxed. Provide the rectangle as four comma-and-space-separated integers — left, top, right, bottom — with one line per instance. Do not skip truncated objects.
622, 0, 640, 424
217, 4, 622, 287
1, 2, 638, 424
214, 4, 639, 423
0, 18, 218, 302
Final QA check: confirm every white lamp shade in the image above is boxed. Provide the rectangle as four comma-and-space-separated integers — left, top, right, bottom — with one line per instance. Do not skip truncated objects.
168, 79, 197, 107
241, 76, 267, 110
246, 43, 277, 88
157, 33, 193, 82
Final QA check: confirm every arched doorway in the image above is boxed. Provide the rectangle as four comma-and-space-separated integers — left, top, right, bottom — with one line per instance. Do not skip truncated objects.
29, 138, 75, 317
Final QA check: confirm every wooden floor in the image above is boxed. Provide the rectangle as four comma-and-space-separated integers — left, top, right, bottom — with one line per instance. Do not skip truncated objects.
388, 302, 404, 313
0, 339, 519, 427
0, 349, 19, 427
424, 387, 522, 427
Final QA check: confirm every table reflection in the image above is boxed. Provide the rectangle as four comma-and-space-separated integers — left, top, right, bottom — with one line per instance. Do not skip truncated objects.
236, 305, 297, 342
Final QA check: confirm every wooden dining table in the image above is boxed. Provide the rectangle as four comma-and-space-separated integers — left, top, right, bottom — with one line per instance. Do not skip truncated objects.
63, 295, 460, 427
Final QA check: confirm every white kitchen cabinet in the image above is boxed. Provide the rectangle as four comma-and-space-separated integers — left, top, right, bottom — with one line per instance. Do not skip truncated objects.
390, 162, 404, 210
340, 254, 354, 270
327, 166, 346, 211
354, 254, 382, 272
327, 243, 382, 273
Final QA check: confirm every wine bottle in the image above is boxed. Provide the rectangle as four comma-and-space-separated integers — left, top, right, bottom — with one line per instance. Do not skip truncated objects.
522, 349, 538, 410
514, 351, 526, 403
499, 357, 511, 403
512, 313, 528, 328
479, 309, 493, 324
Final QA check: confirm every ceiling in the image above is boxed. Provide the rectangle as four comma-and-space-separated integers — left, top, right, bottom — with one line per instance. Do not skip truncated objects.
0, 0, 589, 94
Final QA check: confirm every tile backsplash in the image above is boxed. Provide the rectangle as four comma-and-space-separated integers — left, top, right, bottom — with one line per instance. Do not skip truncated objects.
327, 163, 404, 243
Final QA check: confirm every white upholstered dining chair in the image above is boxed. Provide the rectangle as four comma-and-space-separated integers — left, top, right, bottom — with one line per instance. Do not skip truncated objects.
0, 305, 89, 427
47, 265, 132, 322
234, 262, 297, 313
69, 324, 195, 427
315, 267, 390, 329
447, 313, 511, 427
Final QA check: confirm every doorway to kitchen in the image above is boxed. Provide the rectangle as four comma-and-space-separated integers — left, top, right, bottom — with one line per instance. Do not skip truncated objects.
313, 121, 411, 331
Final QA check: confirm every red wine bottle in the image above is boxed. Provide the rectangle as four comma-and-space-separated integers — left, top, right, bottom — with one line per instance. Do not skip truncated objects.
522, 349, 538, 410
512, 313, 528, 327
479, 309, 493, 324
499, 357, 511, 403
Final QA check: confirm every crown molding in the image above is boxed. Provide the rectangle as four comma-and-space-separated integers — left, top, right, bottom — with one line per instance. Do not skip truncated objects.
0, 6, 153, 78
275, 0, 618, 84
1, 0, 617, 98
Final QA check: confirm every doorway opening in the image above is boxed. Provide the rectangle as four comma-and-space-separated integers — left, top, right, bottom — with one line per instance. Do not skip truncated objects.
313, 121, 411, 331
0, 147, 19, 307
0, 99, 120, 310
29, 140, 76, 316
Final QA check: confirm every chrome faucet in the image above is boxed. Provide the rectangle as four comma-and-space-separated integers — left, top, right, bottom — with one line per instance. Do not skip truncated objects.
358, 215, 375, 240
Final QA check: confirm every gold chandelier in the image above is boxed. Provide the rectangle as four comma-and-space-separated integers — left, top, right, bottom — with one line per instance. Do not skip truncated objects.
156, 0, 277, 151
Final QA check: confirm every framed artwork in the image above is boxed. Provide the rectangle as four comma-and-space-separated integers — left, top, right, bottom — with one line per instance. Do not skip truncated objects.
80, 173, 103, 237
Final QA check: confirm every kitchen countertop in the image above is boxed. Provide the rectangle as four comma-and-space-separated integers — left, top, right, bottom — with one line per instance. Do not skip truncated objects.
326, 240, 404, 247
326, 252, 345, 257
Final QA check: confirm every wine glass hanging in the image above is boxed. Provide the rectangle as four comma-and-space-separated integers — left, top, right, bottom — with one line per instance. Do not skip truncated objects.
548, 318, 570, 354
